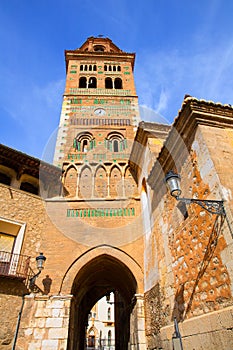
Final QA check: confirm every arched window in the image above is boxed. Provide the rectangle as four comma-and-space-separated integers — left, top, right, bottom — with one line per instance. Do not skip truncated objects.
115, 78, 122, 89
79, 166, 92, 198
79, 77, 87, 88
89, 65, 92, 71
104, 65, 107, 71
80, 65, 83, 71
108, 330, 111, 346
94, 45, 105, 52
88, 77, 97, 88
84, 64, 88, 71
74, 132, 95, 152
93, 65, 97, 71
107, 307, 111, 320
106, 132, 125, 153
110, 166, 123, 197
82, 139, 88, 152
105, 77, 113, 89
113, 139, 119, 152
94, 166, 107, 198
117, 65, 121, 71
109, 65, 112, 71
64, 166, 77, 197
113, 65, 116, 71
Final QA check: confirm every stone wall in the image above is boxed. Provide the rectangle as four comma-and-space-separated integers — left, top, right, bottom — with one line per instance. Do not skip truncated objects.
144, 117, 233, 349
16, 294, 72, 350
161, 306, 233, 350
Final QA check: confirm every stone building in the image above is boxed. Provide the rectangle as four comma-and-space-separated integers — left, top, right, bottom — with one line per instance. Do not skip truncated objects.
0, 37, 233, 350
86, 292, 115, 349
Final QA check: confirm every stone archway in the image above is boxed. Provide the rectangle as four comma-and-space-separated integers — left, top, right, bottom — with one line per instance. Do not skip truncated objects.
65, 249, 146, 350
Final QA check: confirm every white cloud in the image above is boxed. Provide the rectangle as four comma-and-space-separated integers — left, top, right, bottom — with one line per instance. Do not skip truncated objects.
136, 39, 233, 123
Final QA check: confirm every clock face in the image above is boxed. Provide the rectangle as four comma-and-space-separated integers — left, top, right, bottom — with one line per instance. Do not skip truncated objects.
94, 108, 106, 116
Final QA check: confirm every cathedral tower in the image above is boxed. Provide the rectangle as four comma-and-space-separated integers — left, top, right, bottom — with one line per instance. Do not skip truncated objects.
53, 36, 140, 201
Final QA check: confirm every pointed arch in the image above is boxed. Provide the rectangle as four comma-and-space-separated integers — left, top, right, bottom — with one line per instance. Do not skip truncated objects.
64, 247, 143, 350
124, 166, 138, 197
64, 165, 77, 197
79, 165, 92, 198
109, 165, 123, 197
60, 245, 143, 295
94, 165, 108, 198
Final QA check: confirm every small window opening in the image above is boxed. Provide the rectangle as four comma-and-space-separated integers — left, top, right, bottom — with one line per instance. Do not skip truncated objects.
94, 45, 105, 52
107, 307, 111, 320
105, 78, 113, 89
113, 140, 119, 152
82, 140, 88, 152
0, 173, 11, 185
115, 78, 122, 89
20, 182, 38, 195
88, 77, 97, 88
79, 77, 87, 88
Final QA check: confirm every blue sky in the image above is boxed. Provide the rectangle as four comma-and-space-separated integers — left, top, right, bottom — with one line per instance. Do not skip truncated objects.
1, 0, 233, 161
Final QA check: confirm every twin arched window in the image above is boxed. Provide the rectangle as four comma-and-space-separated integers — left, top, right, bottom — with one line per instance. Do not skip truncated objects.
105, 132, 126, 152
79, 77, 97, 88
105, 77, 122, 89
74, 132, 95, 152
79, 76, 122, 89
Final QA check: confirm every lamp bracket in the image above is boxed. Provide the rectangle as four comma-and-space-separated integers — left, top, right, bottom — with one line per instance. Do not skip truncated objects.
176, 197, 225, 215
29, 270, 42, 289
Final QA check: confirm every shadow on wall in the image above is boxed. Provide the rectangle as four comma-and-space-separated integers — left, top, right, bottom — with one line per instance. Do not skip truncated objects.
172, 214, 225, 321
42, 275, 52, 295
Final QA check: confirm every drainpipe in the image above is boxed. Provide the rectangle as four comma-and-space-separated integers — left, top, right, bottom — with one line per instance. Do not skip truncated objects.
12, 293, 28, 350
172, 317, 184, 350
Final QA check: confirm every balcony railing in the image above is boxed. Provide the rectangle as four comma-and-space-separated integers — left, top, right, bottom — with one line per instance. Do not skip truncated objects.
0, 251, 30, 280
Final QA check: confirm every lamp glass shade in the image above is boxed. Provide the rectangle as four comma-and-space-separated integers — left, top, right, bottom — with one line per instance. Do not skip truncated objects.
165, 171, 182, 198
36, 252, 46, 271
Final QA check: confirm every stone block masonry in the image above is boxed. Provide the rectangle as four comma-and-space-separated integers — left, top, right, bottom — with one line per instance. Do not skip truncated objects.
17, 295, 72, 350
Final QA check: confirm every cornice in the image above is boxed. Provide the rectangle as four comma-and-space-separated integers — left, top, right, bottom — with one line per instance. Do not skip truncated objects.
0, 144, 62, 180
65, 51, 136, 71
147, 96, 233, 189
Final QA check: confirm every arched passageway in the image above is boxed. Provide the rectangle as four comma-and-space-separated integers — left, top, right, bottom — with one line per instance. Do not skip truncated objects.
67, 254, 138, 350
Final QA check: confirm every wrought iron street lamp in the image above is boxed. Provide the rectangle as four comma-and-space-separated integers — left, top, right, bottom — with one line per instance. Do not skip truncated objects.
29, 252, 46, 289
164, 170, 225, 215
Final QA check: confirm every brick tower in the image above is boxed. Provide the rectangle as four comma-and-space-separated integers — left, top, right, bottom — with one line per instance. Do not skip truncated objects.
50, 37, 145, 349
53, 36, 140, 202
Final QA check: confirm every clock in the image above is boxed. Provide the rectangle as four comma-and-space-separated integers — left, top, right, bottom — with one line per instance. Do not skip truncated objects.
94, 108, 106, 116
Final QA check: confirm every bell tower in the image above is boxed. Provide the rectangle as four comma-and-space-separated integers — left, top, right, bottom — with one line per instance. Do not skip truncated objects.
53, 36, 140, 200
